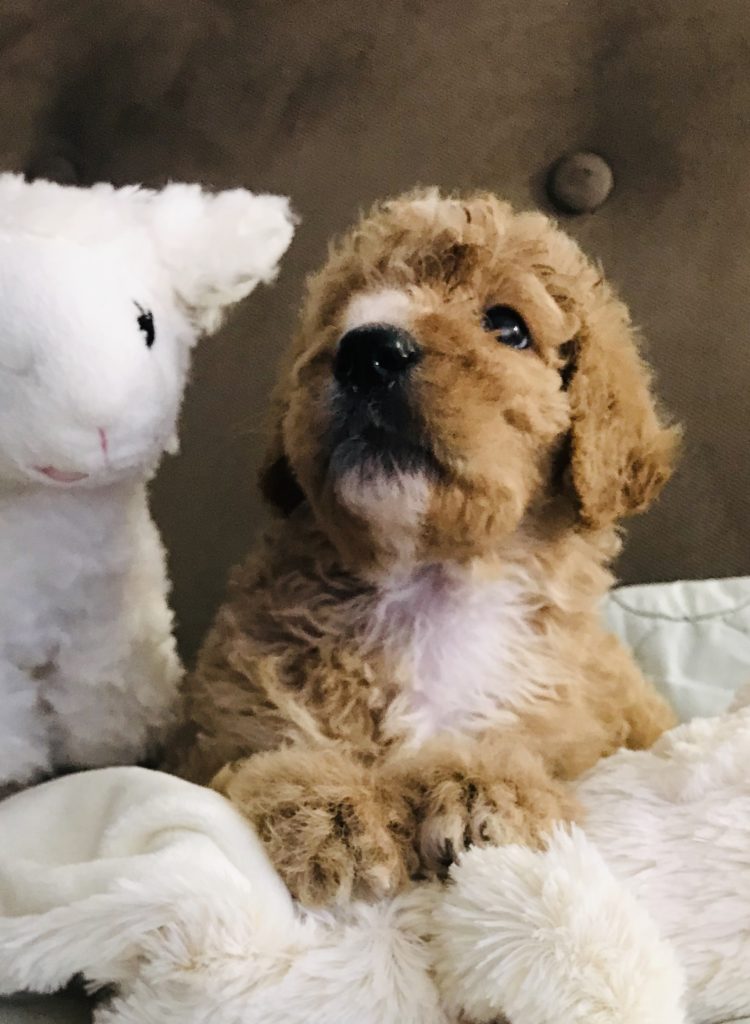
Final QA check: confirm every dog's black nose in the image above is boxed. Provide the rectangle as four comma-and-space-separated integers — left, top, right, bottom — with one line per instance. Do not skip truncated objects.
334, 324, 421, 393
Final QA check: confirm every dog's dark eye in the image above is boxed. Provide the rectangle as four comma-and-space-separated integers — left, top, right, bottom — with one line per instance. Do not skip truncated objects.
482, 305, 532, 350
135, 303, 155, 348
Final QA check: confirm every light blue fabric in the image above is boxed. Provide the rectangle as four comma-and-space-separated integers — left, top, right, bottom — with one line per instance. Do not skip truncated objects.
603, 576, 750, 723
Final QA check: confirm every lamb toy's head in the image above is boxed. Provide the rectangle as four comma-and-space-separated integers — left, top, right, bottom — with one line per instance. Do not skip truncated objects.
0, 174, 295, 488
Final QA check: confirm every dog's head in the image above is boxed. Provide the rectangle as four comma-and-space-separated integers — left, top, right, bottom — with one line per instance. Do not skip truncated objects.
262, 189, 679, 572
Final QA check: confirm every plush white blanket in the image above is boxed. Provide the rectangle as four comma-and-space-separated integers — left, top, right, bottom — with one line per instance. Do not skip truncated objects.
0, 768, 442, 1024
1, 575, 749, 1023
0, 767, 291, 924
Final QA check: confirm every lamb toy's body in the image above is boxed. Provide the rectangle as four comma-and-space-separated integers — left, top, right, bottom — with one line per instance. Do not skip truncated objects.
1, 481, 180, 784
0, 173, 295, 792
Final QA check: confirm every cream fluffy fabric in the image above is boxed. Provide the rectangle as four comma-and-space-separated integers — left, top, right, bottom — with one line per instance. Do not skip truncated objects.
434, 830, 686, 1024
0, 174, 295, 790
0, 768, 443, 1024
2, 702, 750, 1023
436, 705, 750, 1024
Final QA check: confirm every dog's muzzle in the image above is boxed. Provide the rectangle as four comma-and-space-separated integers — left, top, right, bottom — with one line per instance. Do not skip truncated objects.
328, 323, 439, 479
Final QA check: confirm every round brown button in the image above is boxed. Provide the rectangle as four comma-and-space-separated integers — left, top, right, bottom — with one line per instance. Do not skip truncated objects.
547, 152, 614, 214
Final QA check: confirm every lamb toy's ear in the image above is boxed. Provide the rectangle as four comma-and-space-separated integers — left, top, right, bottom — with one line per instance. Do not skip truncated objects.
146, 184, 297, 334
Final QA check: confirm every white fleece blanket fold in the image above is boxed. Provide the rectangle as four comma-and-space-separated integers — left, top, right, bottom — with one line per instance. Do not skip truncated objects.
0, 767, 292, 922
0, 767, 442, 1024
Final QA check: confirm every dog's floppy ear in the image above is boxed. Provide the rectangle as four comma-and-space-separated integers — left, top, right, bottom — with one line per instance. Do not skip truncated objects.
566, 291, 680, 529
258, 395, 306, 516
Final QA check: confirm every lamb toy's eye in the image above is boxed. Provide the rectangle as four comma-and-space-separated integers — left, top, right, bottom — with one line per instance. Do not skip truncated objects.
135, 302, 156, 348
482, 305, 532, 350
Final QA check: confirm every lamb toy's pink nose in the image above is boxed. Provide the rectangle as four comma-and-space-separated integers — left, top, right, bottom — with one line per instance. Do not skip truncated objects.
32, 427, 109, 484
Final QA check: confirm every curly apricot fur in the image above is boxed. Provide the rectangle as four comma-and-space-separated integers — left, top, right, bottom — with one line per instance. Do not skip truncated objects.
168, 190, 679, 907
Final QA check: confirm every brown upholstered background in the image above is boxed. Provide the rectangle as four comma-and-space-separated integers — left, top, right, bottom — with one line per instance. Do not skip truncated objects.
2, 0, 748, 660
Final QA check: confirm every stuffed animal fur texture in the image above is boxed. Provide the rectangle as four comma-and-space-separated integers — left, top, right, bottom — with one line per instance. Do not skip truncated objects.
0, 173, 295, 792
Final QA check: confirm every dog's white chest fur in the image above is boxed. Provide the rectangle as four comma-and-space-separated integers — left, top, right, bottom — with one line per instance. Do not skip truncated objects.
372, 565, 544, 745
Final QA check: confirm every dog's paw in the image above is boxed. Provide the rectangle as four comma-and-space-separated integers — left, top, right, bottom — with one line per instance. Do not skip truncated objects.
390, 741, 579, 880
265, 789, 409, 907
213, 748, 411, 907
417, 773, 535, 877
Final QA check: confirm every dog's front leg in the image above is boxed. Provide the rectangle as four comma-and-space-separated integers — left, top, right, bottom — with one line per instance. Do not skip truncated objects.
384, 733, 581, 879
212, 744, 418, 907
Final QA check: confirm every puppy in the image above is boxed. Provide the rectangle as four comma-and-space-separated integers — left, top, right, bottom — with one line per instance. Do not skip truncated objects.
170, 189, 680, 908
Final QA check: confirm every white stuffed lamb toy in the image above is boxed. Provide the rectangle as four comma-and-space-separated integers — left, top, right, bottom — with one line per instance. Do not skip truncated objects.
0, 173, 295, 792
